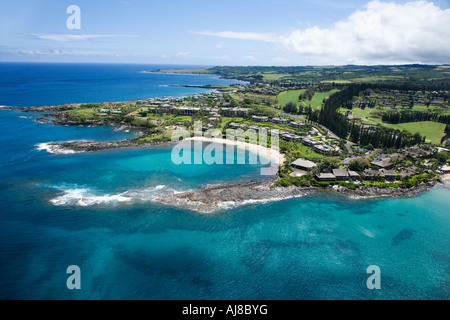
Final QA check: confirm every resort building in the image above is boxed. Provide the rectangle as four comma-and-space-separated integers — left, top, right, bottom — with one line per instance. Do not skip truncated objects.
332, 169, 349, 181
380, 169, 397, 181
301, 138, 322, 147
289, 121, 304, 129
272, 118, 289, 125
221, 107, 250, 117
252, 116, 269, 122
280, 133, 302, 142
361, 169, 383, 180
313, 144, 333, 155
315, 173, 336, 182
348, 171, 360, 181
291, 158, 318, 171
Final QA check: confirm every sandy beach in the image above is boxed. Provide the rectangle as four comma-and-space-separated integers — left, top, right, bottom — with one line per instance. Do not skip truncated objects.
185, 136, 286, 166
441, 173, 450, 185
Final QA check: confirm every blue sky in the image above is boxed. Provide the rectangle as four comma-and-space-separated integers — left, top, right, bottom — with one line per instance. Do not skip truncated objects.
0, 0, 449, 65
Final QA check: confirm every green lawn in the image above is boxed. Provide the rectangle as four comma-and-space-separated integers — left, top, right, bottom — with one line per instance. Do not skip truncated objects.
278, 89, 340, 110
321, 80, 352, 84
307, 89, 340, 109
68, 108, 98, 119
278, 90, 305, 107
382, 121, 446, 145
262, 73, 290, 81
344, 107, 446, 144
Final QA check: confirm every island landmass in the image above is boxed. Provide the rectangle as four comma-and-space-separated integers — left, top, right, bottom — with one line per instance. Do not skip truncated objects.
4, 64, 450, 212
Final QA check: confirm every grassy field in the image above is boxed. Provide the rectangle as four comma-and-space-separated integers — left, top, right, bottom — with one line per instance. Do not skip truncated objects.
278, 89, 339, 110
307, 89, 340, 109
262, 73, 290, 81
349, 76, 405, 82
278, 90, 305, 107
321, 80, 352, 84
67, 108, 99, 120
382, 121, 446, 145
343, 107, 446, 144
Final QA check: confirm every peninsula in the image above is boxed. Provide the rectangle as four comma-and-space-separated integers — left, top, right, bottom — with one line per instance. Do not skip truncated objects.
5, 65, 450, 212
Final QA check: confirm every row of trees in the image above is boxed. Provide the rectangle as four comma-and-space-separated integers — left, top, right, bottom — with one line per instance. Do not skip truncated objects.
382, 112, 450, 125
309, 83, 428, 148
348, 122, 425, 148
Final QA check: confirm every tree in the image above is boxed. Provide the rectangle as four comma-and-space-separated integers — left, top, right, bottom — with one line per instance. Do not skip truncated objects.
283, 101, 297, 114
349, 158, 370, 172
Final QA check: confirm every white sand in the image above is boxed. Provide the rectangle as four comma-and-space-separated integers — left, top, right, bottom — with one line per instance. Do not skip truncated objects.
441, 173, 450, 185
186, 136, 286, 165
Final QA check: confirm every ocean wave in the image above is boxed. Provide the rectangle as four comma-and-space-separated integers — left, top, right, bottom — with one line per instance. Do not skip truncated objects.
35, 143, 77, 155
50, 188, 132, 206
49, 185, 169, 207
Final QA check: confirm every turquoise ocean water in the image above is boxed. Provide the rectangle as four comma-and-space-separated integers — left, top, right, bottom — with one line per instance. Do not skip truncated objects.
0, 63, 448, 299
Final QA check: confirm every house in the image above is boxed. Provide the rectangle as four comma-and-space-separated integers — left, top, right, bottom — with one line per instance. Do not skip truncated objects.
291, 158, 318, 171
332, 169, 349, 181
315, 173, 336, 182
380, 169, 397, 181
441, 165, 450, 173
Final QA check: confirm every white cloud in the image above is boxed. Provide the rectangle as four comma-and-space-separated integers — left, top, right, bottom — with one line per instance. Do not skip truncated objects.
190, 31, 279, 42
1, 48, 121, 57
216, 42, 224, 49
27, 33, 138, 42
281, 0, 450, 64
191, 1, 450, 65
176, 51, 190, 57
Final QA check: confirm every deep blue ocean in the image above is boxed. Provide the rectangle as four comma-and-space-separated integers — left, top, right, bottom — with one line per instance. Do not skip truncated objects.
0, 63, 449, 300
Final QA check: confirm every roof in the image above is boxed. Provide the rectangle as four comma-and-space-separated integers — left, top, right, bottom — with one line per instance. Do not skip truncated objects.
348, 171, 360, 177
381, 169, 397, 176
292, 158, 317, 169
316, 173, 336, 179
371, 159, 392, 168
363, 169, 382, 176
332, 169, 349, 177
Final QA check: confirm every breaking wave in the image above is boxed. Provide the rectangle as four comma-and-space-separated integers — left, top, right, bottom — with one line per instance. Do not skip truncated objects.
36, 143, 77, 155
49, 185, 169, 207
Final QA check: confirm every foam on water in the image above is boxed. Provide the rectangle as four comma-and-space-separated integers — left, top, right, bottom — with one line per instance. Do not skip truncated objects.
36, 143, 77, 155
49, 185, 169, 207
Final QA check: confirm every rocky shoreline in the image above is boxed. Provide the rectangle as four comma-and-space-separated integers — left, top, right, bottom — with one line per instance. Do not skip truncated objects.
152, 180, 438, 213
37, 139, 176, 154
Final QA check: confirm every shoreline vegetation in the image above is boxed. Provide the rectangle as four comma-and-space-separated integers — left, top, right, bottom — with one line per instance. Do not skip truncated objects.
2, 64, 450, 212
